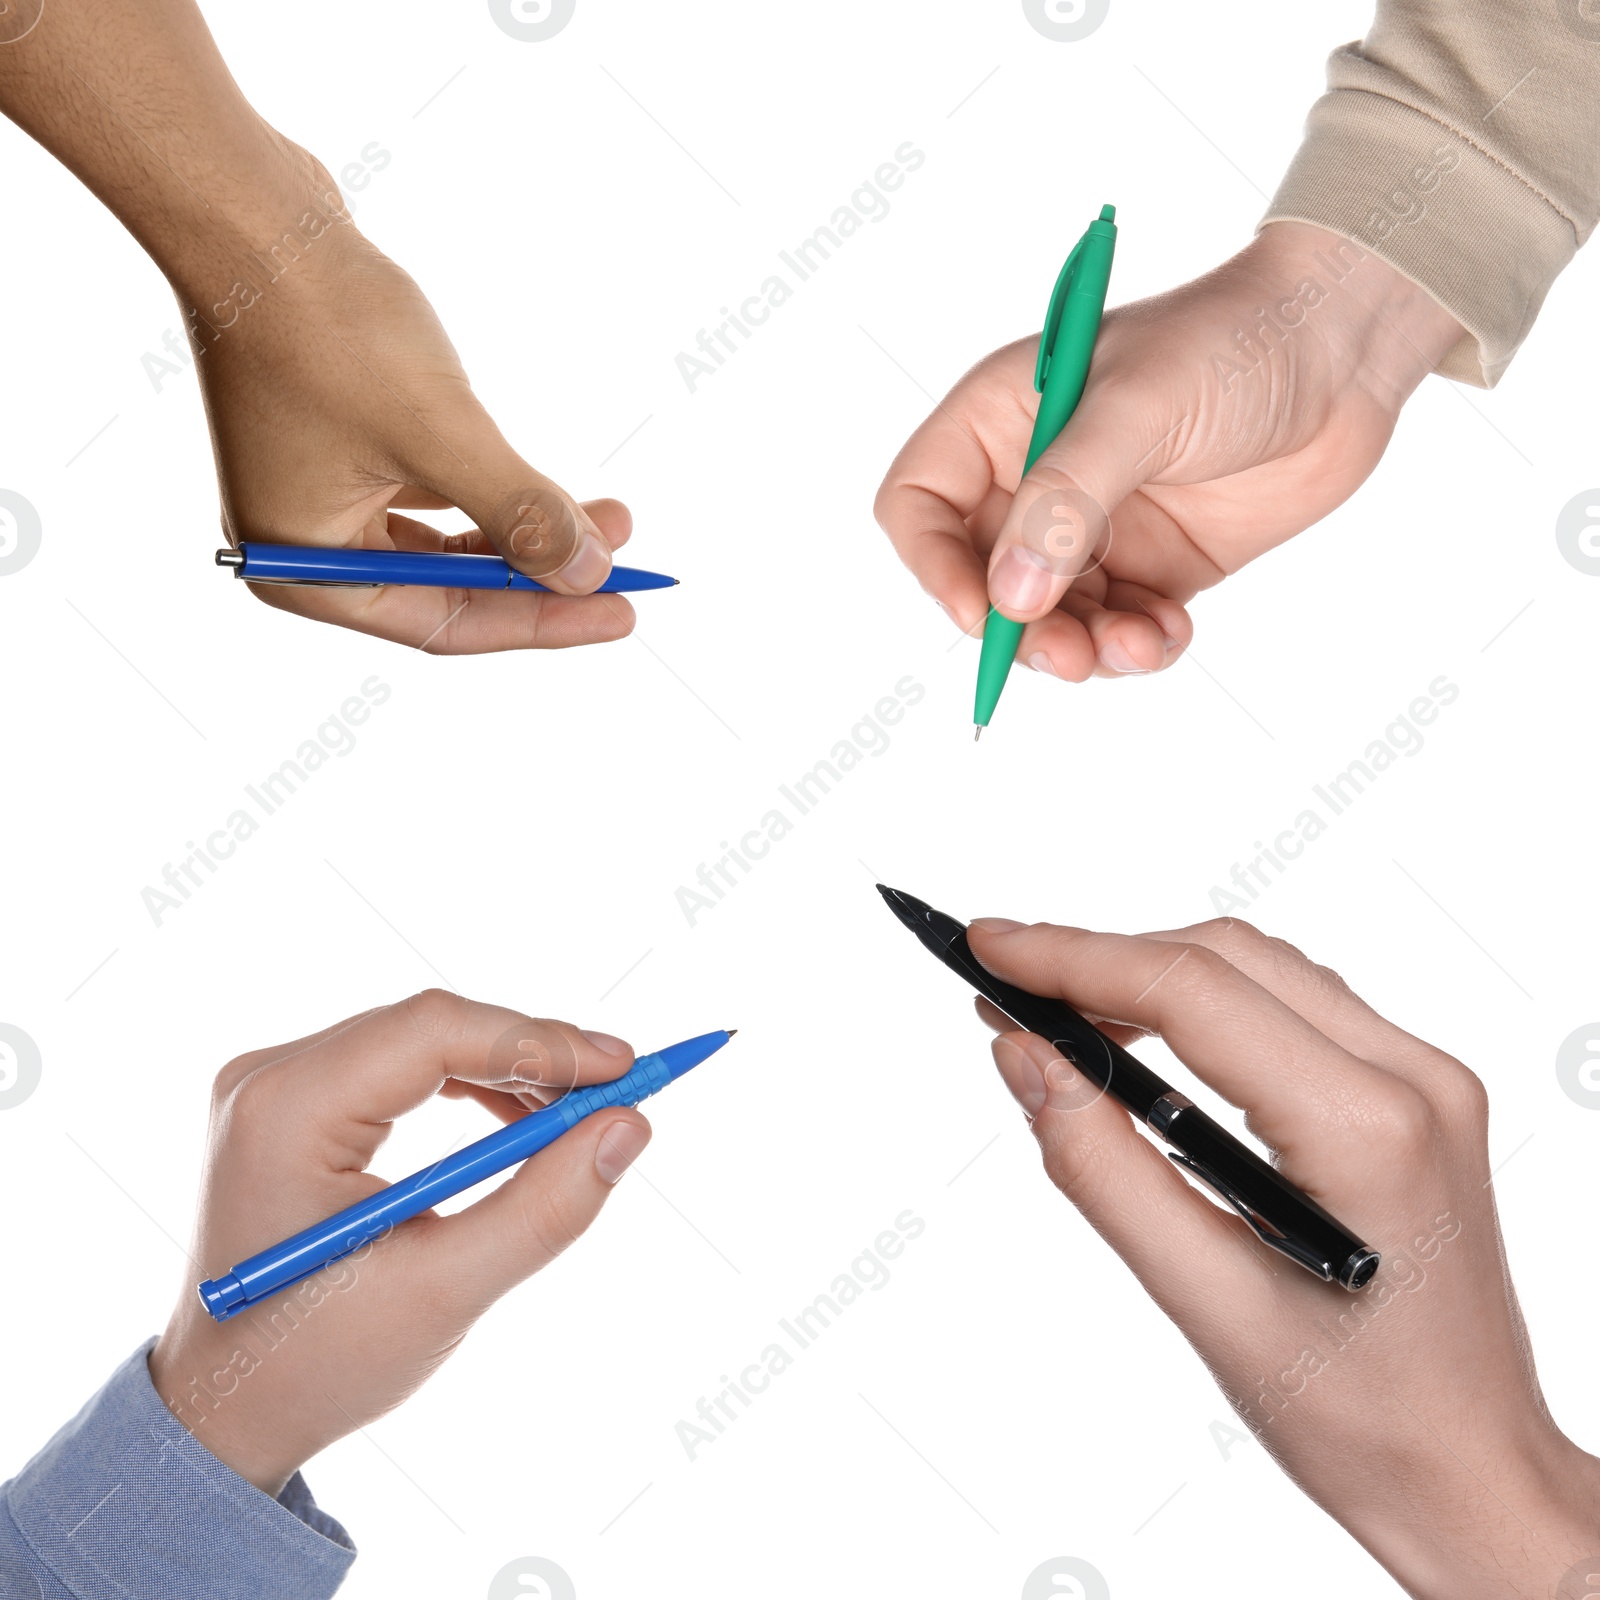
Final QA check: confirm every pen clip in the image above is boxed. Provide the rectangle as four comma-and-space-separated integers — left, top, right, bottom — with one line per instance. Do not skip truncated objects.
1035, 204, 1116, 394
1167, 1153, 1334, 1281
1034, 236, 1089, 395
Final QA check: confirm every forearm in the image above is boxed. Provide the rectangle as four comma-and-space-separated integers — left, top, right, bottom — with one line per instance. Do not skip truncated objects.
0, 0, 330, 289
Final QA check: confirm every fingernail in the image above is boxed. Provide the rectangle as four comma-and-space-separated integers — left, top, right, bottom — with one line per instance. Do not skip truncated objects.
552, 530, 612, 593
970, 916, 1025, 934
989, 546, 1055, 615
1101, 640, 1151, 674
580, 1030, 632, 1058
595, 1120, 651, 1184
992, 1036, 1046, 1117
1027, 651, 1059, 677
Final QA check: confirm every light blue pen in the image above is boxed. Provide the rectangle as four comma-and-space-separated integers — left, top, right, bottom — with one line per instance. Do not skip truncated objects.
197, 1029, 735, 1322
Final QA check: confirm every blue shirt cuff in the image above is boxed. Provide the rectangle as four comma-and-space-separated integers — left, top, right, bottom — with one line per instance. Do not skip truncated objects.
4, 1339, 355, 1600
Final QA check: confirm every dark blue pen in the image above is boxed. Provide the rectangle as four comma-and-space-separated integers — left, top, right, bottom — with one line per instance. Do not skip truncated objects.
196, 1029, 735, 1322
217, 542, 678, 592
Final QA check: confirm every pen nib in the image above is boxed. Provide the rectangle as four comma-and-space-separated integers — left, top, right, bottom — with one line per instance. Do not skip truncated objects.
973, 725, 983, 742
725, 1028, 738, 1037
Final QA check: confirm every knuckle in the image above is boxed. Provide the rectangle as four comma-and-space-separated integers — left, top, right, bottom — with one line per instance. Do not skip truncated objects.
1038, 1127, 1105, 1199
1188, 916, 1269, 958
521, 1182, 586, 1260
1429, 1056, 1490, 1128
399, 988, 468, 1046
870, 478, 897, 532
1024, 459, 1083, 499
1363, 1081, 1437, 1159
221, 1062, 277, 1126
1167, 942, 1237, 1000
211, 1054, 254, 1106
1304, 958, 1355, 1001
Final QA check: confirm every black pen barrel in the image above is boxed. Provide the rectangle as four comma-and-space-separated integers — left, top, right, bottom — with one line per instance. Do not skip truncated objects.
1163, 1106, 1379, 1289
944, 931, 1173, 1119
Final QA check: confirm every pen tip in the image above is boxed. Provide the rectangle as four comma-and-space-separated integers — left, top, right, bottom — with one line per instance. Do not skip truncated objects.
725, 1028, 738, 1037
973, 725, 983, 742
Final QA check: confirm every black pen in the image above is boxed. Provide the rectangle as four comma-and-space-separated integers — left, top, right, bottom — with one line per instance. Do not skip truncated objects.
877, 885, 1380, 1291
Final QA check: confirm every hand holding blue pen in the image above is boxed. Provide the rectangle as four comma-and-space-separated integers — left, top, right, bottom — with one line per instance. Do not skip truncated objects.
147, 996, 731, 1498
198, 1026, 730, 1320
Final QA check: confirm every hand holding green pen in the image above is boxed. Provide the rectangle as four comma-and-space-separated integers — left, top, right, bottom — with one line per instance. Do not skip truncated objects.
875, 219, 1463, 713
973, 204, 1118, 736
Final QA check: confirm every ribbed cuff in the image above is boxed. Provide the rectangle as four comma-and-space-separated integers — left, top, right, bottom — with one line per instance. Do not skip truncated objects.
6, 1341, 355, 1600
1260, 88, 1579, 387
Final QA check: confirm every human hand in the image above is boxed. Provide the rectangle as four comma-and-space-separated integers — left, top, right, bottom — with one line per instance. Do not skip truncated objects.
0, 2, 630, 652
148, 992, 651, 1497
967, 915, 1600, 1598
875, 222, 1463, 681
174, 143, 635, 653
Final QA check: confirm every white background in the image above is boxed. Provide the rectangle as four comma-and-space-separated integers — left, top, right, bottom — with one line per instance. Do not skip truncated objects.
2, 2, 1597, 1597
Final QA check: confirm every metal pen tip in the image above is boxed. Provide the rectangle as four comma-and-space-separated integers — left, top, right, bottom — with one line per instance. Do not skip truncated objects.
725, 1028, 738, 1037
973, 724, 983, 742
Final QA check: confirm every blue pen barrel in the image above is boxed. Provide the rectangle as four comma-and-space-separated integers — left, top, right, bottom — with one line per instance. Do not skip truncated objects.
196, 1036, 727, 1322
197, 1097, 585, 1320
229, 543, 676, 593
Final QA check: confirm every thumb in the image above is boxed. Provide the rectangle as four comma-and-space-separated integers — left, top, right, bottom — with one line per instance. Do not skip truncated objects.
985, 381, 1166, 622
424, 415, 616, 595
422, 1111, 652, 1313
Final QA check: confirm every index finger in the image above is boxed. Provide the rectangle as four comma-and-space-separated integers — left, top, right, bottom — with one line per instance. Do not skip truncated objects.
247, 990, 635, 1153
873, 345, 1035, 634
966, 919, 1399, 1162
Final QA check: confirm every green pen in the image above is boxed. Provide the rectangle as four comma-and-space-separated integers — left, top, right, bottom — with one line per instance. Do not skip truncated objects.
973, 203, 1118, 738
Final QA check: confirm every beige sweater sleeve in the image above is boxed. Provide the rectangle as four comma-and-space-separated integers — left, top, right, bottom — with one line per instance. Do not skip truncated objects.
1261, 4, 1600, 386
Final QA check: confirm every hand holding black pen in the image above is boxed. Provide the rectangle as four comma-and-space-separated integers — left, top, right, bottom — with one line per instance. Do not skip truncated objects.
878, 887, 1377, 1288
882, 895, 1600, 1598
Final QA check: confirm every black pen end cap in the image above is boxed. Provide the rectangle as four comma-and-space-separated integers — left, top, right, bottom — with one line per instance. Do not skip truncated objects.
1340, 1248, 1381, 1290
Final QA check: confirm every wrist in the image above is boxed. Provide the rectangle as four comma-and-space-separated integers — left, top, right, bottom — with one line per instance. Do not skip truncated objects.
155, 131, 361, 309
1245, 220, 1463, 411
1370, 1433, 1600, 1599
148, 1322, 304, 1500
